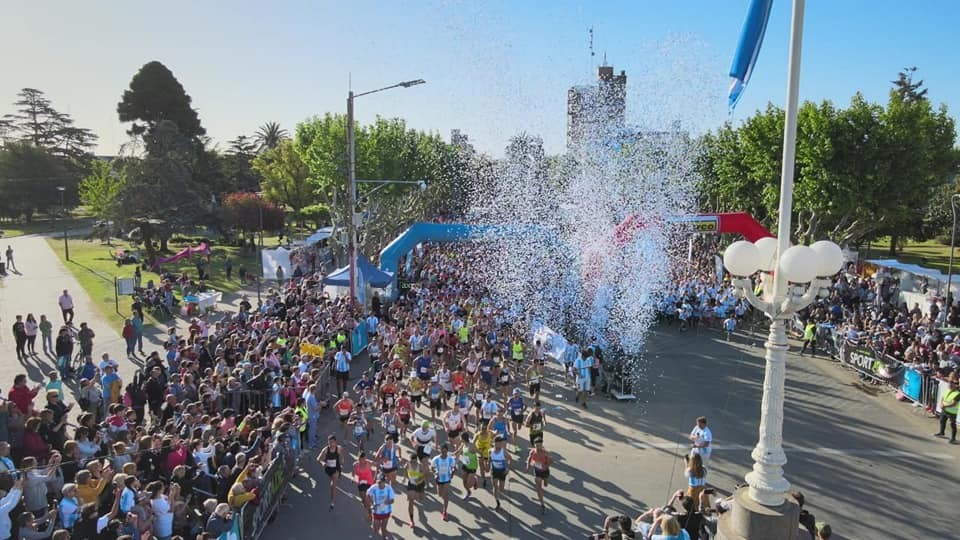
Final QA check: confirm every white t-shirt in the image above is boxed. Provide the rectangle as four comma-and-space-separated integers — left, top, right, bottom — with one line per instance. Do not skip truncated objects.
691, 425, 713, 456
59, 294, 74, 310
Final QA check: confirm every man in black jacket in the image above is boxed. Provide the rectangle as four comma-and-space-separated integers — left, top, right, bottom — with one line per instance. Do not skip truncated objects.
12, 315, 26, 361
54, 327, 74, 378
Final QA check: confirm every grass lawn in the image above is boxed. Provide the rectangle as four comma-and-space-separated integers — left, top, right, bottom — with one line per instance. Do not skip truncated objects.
861, 238, 956, 273
46, 236, 273, 325
1, 217, 93, 238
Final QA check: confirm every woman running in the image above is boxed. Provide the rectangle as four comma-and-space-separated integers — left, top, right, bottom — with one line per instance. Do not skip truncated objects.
334, 392, 355, 439
526, 441, 552, 513
354, 450, 376, 517
443, 401, 465, 446
348, 403, 369, 451
408, 374, 425, 413
376, 436, 400, 486
381, 403, 400, 443
316, 435, 344, 509
462, 349, 480, 389
397, 391, 413, 439
404, 451, 426, 528
475, 421, 493, 488
457, 432, 479, 499
489, 435, 512, 509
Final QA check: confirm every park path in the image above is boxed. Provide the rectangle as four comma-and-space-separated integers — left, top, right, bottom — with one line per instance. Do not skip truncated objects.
0, 234, 130, 394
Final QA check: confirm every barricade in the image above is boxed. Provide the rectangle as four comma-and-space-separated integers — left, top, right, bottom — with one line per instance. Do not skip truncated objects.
836, 338, 903, 386
238, 432, 301, 540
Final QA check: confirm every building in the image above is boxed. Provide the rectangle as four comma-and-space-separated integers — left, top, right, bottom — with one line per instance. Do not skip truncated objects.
567, 64, 627, 150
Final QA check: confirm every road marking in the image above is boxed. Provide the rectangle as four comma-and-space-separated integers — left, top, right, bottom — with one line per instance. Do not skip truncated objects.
626, 441, 954, 459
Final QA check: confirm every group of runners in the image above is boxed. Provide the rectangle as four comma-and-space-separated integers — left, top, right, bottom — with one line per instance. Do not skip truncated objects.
310, 245, 568, 535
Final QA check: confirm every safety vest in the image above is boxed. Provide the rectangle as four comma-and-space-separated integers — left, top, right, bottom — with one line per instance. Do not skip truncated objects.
803, 323, 816, 341
458, 326, 469, 343
295, 406, 308, 432
511, 341, 524, 361
944, 389, 960, 414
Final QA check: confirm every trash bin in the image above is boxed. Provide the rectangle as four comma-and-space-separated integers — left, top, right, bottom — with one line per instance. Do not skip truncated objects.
0, 261, 6, 274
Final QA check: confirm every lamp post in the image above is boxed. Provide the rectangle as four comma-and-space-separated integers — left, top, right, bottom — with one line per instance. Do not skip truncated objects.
347, 79, 425, 301
717, 0, 844, 536
257, 192, 264, 307
56, 186, 69, 261
944, 193, 960, 316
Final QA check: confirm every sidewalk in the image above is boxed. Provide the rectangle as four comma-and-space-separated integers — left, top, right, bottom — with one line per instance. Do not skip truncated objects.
0, 234, 134, 398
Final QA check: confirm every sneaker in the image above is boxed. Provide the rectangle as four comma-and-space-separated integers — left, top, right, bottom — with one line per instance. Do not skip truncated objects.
950, 440, 959, 445
442, 511, 447, 521
495, 499, 501, 510
934, 433, 946, 438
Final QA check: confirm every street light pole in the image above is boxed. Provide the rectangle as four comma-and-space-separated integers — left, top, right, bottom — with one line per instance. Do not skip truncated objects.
945, 194, 960, 314
346, 79, 425, 302
257, 194, 264, 306
57, 186, 69, 261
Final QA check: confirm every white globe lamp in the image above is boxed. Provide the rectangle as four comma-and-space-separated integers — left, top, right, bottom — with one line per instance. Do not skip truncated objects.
754, 236, 780, 272
778, 245, 818, 283
809, 240, 843, 277
724, 241, 762, 277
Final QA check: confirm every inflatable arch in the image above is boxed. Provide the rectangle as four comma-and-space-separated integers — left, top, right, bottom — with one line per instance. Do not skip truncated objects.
379, 213, 772, 291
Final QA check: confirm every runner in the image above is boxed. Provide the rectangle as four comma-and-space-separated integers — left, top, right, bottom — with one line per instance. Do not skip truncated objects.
475, 420, 494, 488
573, 348, 592, 409
472, 385, 487, 431
479, 354, 496, 391
489, 435, 512, 509
524, 400, 547, 445
360, 386, 377, 438
408, 373, 425, 414
526, 441, 552, 513
353, 451, 376, 517
497, 361, 512, 398
348, 403, 369, 451
379, 374, 399, 413
427, 377, 444, 421
480, 391, 499, 430
438, 364, 454, 403
376, 436, 401, 486
488, 408, 510, 444
396, 390, 413, 439
334, 392, 355, 439
404, 450, 426, 528
457, 432, 479, 500
507, 388, 525, 442
430, 443, 458, 520
526, 360, 543, 401
366, 473, 396, 537
381, 403, 400, 443
443, 401, 466, 446
316, 435, 344, 510
462, 350, 480, 390
409, 420, 437, 465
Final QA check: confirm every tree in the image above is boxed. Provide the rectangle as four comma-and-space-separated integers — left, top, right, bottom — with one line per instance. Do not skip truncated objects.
255, 122, 288, 152
892, 67, 928, 104
219, 192, 285, 238
2, 88, 98, 159
0, 142, 70, 221
222, 135, 261, 192
252, 138, 312, 216
117, 61, 205, 141
79, 159, 127, 221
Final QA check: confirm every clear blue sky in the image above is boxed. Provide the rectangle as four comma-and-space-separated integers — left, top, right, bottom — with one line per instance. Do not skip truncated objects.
2, 0, 957, 156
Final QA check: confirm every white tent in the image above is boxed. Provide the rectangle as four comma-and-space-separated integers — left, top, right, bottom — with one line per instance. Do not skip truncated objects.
261, 247, 292, 279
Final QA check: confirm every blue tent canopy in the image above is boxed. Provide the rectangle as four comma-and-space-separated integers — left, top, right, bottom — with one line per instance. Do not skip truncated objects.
323, 254, 393, 288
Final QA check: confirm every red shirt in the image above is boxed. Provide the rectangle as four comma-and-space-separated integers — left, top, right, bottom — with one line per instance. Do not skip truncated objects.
396, 397, 411, 418
8, 385, 38, 415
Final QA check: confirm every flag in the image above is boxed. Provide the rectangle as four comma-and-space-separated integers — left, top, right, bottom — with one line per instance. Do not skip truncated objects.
728, 0, 774, 112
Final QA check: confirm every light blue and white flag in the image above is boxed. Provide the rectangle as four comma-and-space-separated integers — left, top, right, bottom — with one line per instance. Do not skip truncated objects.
728, 0, 774, 112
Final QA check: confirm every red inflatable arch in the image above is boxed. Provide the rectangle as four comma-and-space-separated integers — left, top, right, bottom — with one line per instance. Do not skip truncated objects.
613, 212, 772, 247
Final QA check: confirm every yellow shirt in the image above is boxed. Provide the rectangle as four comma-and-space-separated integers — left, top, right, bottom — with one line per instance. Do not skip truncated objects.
476, 431, 493, 455
78, 478, 108, 505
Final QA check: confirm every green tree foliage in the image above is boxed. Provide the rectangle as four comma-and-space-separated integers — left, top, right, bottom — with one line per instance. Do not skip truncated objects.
117, 61, 205, 141
0, 142, 69, 221
252, 138, 312, 215
79, 159, 127, 221
222, 135, 261, 192
255, 122, 288, 152
698, 72, 958, 252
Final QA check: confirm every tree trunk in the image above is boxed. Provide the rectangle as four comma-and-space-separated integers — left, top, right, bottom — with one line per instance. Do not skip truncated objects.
889, 234, 898, 256
160, 236, 169, 252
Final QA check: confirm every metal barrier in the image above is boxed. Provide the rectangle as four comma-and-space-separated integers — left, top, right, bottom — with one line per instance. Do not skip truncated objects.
238, 431, 300, 540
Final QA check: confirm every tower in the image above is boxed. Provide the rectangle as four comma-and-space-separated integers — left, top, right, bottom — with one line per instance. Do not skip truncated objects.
566, 63, 628, 150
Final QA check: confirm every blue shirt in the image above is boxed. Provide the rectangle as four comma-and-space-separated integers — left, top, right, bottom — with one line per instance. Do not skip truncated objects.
101, 373, 119, 399
431, 455, 457, 483
573, 356, 592, 381
508, 397, 524, 416
416, 356, 432, 379
335, 351, 351, 372
366, 484, 396, 515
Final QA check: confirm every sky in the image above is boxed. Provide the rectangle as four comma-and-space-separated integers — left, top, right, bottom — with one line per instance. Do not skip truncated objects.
2, 0, 958, 157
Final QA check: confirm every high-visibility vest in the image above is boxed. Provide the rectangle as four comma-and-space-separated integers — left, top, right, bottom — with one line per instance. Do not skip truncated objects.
511, 341, 524, 361
944, 389, 960, 415
295, 406, 308, 432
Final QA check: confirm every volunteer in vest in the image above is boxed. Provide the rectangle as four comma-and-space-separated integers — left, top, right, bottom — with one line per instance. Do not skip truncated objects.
525, 400, 547, 445
489, 435, 512, 510
316, 435, 344, 510
294, 398, 309, 449
526, 440, 552, 514
404, 450, 426, 529
366, 472, 396, 537
935, 376, 960, 444
334, 343, 352, 397
431, 443, 458, 521
353, 451, 376, 516
457, 432, 480, 499
800, 319, 817, 356
376, 436, 401, 486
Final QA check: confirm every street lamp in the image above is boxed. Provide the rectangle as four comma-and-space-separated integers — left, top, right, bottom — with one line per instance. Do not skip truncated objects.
944, 193, 960, 315
56, 186, 69, 261
717, 0, 844, 537
256, 192, 264, 307
347, 79, 426, 301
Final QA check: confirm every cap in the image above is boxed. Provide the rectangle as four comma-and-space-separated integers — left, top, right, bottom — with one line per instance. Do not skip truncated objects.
341, 391, 349, 398
512, 388, 520, 395
494, 435, 506, 443
421, 420, 430, 428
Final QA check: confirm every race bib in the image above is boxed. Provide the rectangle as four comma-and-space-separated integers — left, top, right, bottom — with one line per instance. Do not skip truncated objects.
532, 422, 543, 431
325, 459, 337, 468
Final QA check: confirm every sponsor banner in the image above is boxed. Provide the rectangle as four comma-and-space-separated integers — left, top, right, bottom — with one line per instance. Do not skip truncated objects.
901, 367, 923, 402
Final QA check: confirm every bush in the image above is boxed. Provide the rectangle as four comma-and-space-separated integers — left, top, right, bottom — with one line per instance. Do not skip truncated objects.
935, 234, 953, 246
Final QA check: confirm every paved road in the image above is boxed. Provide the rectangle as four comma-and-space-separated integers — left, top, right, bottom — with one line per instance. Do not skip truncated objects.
263, 326, 957, 540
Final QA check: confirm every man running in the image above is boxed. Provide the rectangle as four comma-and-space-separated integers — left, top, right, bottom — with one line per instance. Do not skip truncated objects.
375, 436, 401, 486
396, 391, 413, 439
526, 360, 543, 401
334, 392, 355, 439
334, 344, 352, 397
526, 441, 552, 513
475, 421, 493, 488
316, 435, 344, 509
489, 435, 512, 509
507, 388, 525, 442
366, 473, 396, 537
409, 420, 437, 465
457, 432, 479, 500
442, 401, 465, 445
525, 401, 547, 445
381, 404, 400, 444
430, 443, 457, 520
